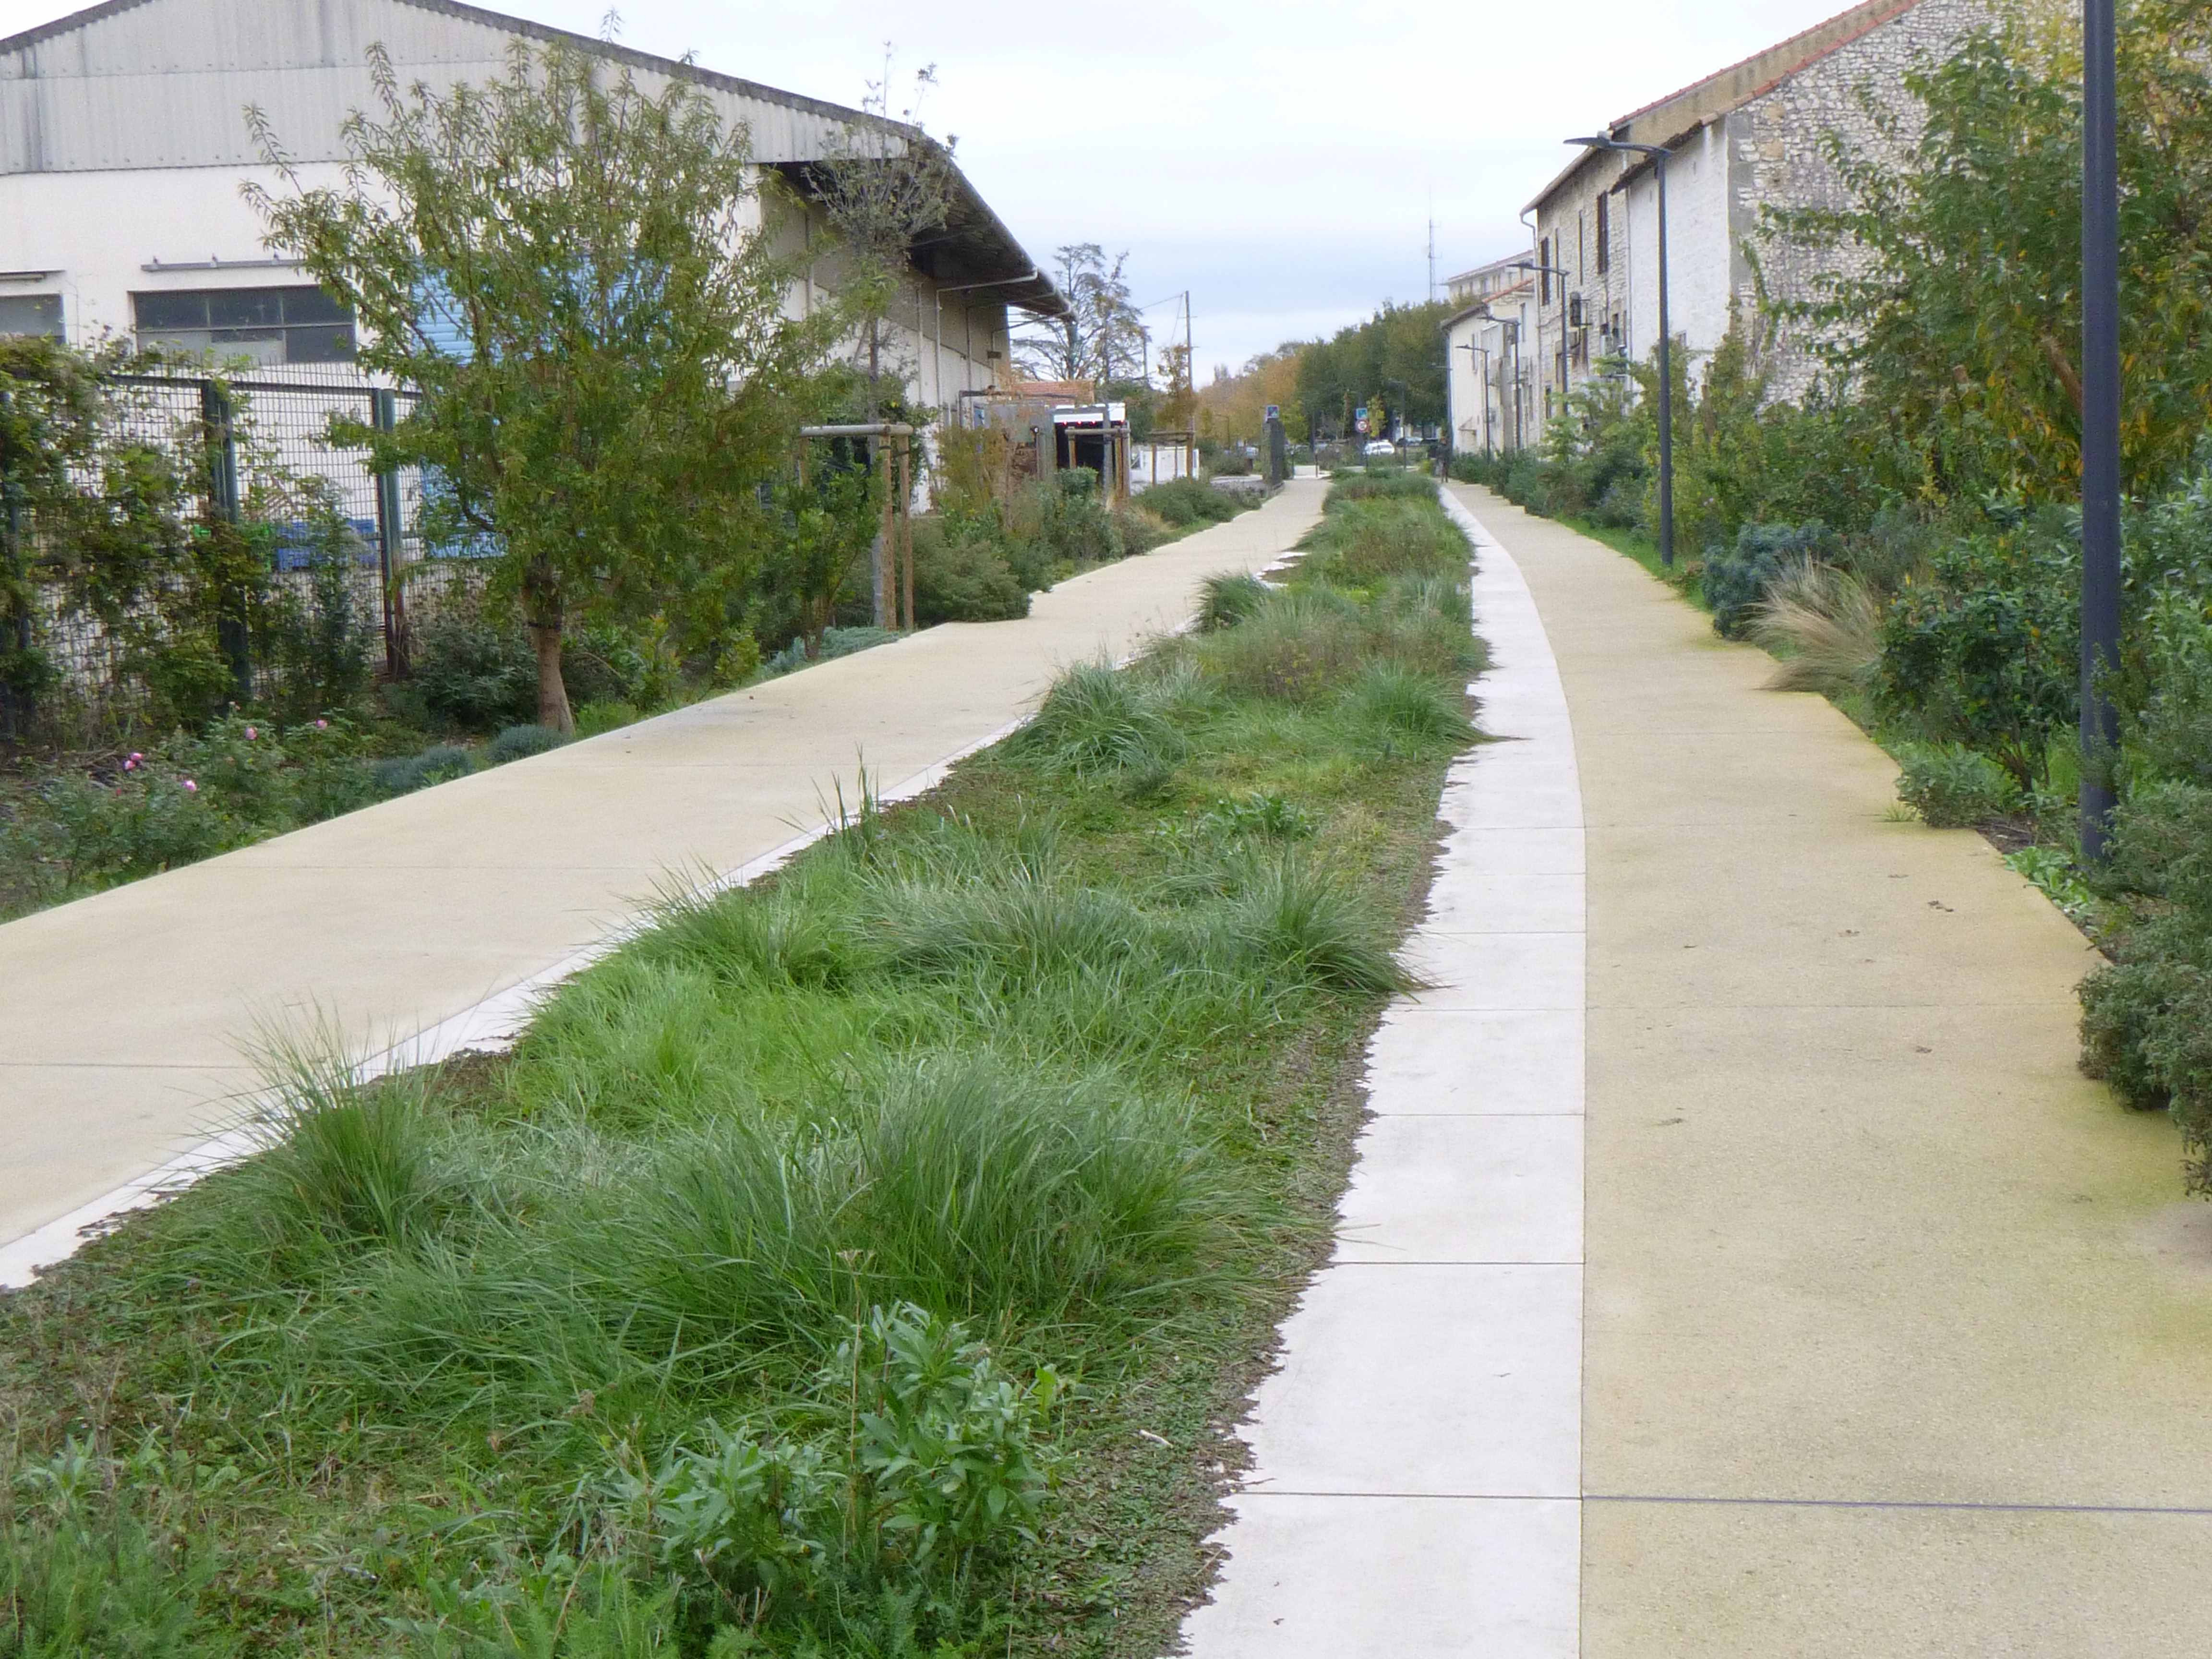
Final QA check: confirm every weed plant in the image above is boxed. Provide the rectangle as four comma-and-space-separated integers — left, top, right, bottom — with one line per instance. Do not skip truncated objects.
0, 480, 1480, 1657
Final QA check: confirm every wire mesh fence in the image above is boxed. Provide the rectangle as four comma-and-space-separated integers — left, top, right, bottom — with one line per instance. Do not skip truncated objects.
0, 367, 463, 741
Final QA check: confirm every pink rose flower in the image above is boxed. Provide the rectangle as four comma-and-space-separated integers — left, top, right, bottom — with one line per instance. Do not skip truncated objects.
182, 779, 198, 793
123, 757, 137, 771
315, 719, 328, 730
244, 726, 258, 740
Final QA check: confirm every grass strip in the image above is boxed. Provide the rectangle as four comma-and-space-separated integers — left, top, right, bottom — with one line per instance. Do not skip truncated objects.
0, 481, 1483, 1658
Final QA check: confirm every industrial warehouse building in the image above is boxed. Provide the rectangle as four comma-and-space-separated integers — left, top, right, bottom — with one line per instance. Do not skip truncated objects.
0, 0, 1065, 407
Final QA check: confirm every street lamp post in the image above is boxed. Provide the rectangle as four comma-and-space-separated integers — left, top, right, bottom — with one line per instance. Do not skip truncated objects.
1568, 134, 1674, 565
1514, 258, 1575, 433
2080, 0, 2122, 862
1458, 340, 1494, 456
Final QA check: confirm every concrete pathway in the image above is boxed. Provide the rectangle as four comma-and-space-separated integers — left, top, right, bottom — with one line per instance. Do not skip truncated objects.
1186, 485, 2212, 1655
0, 482, 1327, 1282
1184, 490, 1586, 1656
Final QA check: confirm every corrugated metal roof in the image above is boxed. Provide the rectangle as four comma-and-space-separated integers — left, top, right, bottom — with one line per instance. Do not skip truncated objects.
0, 0, 1066, 313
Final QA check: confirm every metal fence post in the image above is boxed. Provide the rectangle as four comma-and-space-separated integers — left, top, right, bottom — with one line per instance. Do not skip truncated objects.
370, 387, 407, 678
199, 379, 252, 706
1, 469, 27, 742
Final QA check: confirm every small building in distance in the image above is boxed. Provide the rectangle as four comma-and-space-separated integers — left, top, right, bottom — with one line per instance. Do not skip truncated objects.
1443, 254, 1539, 457
1524, 0, 1989, 417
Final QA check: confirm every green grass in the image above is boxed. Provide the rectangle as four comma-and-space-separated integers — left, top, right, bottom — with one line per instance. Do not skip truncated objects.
0, 481, 1483, 1658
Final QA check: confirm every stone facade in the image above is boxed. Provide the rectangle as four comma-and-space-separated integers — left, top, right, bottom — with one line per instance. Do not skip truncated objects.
1443, 255, 1539, 454
1531, 0, 1992, 411
1730, 0, 1995, 400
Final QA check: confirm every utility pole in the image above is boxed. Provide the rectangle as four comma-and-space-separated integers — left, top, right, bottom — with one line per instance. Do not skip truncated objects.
2080, 0, 2121, 862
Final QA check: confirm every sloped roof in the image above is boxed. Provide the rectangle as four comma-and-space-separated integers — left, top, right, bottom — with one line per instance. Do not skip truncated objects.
0, 0, 1067, 315
1525, 0, 1927, 212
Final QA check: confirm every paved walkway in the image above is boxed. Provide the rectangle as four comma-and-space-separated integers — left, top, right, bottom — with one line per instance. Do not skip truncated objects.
0, 482, 1327, 1282
1186, 486, 2212, 1655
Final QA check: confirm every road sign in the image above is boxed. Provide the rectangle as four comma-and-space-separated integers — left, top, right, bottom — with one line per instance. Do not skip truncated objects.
1264, 404, 1280, 423
1355, 405, 1370, 434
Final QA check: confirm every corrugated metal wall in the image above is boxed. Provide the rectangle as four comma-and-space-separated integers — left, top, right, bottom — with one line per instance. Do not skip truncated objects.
1, 0, 857, 174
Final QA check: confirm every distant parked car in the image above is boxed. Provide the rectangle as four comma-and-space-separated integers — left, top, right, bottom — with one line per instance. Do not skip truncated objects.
1363, 439, 1396, 457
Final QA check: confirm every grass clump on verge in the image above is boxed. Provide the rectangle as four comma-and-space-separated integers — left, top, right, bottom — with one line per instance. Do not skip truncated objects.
0, 477, 1481, 1658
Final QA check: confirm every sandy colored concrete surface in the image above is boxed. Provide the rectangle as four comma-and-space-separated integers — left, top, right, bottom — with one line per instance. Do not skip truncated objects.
1451, 485, 2212, 1652
0, 483, 1325, 1261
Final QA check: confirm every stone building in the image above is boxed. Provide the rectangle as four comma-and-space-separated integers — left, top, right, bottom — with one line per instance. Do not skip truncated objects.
1525, 0, 1990, 417
1442, 253, 1538, 456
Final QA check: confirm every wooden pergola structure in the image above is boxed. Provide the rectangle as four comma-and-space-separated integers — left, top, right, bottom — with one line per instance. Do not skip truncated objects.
797, 421, 917, 632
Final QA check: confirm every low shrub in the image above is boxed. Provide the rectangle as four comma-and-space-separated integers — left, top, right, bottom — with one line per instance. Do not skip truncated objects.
628, 1302, 1057, 1634
2080, 930, 2212, 1169
403, 602, 538, 731
1702, 522, 1832, 639
5, 771, 241, 890
911, 519, 1031, 625
760, 626, 900, 678
1874, 516, 2080, 787
487, 722, 570, 763
371, 744, 477, 795
1895, 743, 2021, 827
1140, 477, 1244, 528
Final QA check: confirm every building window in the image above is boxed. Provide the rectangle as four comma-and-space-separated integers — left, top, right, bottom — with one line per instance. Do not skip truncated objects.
0, 293, 63, 339
1596, 194, 1610, 276
1539, 239, 1552, 305
132, 286, 355, 365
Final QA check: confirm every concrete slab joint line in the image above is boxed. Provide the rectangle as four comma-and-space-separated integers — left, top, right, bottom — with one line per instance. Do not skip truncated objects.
0, 485, 1332, 1290
1180, 490, 1588, 1658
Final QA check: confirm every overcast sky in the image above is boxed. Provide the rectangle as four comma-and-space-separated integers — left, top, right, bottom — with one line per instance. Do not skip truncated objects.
8, 0, 1865, 373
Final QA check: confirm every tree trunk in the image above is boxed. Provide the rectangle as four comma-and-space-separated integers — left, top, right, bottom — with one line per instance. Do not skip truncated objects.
523, 558, 572, 733
530, 619, 572, 733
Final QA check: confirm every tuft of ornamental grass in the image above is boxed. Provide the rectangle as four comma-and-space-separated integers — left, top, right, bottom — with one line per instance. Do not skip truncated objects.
1014, 660, 1190, 777
1197, 572, 1272, 631
1749, 559, 1884, 697
1343, 662, 1478, 746
256, 1050, 1248, 1418
1200, 587, 1371, 701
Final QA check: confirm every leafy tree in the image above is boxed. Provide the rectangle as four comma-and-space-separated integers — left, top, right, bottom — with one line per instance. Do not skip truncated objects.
1294, 301, 1453, 440
806, 53, 959, 410
1197, 346, 1307, 448
1767, 2, 2212, 502
1015, 245, 1148, 385
250, 40, 836, 731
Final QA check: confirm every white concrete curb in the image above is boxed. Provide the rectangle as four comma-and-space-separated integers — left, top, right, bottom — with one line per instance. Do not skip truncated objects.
1179, 489, 1587, 1657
